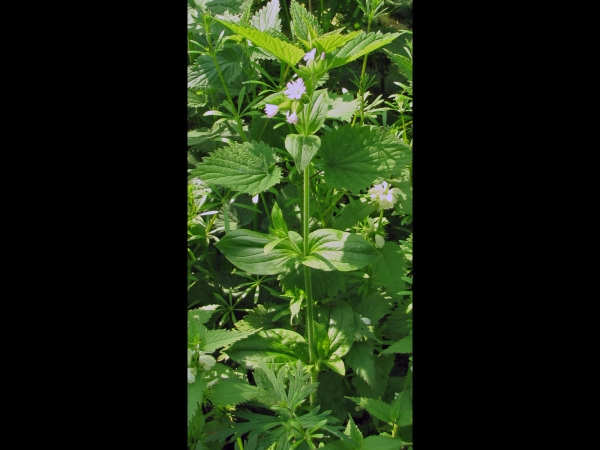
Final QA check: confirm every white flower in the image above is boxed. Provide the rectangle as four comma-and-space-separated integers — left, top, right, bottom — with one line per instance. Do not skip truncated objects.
342, 88, 348, 94
286, 111, 298, 124
252, 194, 259, 204
368, 181, 402, 210
198, 352, 216, 371
303, 48, 317, 61
264, 103, 278, 118
188, 367, 197, 384
374, 234, 385, 248
284, 78, 306, 100
361, 316, 371, 325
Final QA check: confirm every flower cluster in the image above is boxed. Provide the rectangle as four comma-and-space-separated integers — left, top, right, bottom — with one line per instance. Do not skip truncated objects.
368, 181, 402, 211
187, 348, 216, 384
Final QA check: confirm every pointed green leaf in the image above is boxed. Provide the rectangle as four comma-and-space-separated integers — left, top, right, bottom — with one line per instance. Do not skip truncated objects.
290, 0, 322, 45
215, 19, 305, 67
382, 335, 412, 355
328, 300, 356, 358
202, 328, 259, 352
192, 140, 282, 195
343, 414, 364, 447
346, 396, 392, 423
222, 328, 310, 369
327, 92, 359, 123
249, 0, 282, 33
317, 125, 412, 193
271, 201, 288, 236
215, 229, 301, 275
188, 378, 207, 425
332, 199, 377, 231
345, 341, 376, 386
330, 31, 401, 69
370, 241, 408, 293
208, 379, 260, 406
187, 46, 245, 90
285, 134, 321, 173
323, 354, 346, 376
304, 228, 381, 271
314, 30, 362, 54
383, 48, 413, 81
304, 90, 331, 135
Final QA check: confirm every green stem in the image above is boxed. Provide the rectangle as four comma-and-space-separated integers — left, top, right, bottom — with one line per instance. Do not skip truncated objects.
260, 192, 272, 225
302, 165, 317, 406
376, 208, 384, 234
352, 20, 372, 126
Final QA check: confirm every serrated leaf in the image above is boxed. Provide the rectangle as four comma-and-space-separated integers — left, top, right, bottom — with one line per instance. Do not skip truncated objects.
188, 378, 207, 425
383, 48, 412, 81
290, 0, 322, 45
351, 353, 394, 399
216, 19, 305, 67
382, 335, 412, 355
323, 354, 345, 376
332, 200, 377, 231
345, 341, 376, 386
330, 31, 401, 69
202, 328, 258, 352
209, 379, 260, 406
328, 300, 356, 358
249, 0, 281, 33
327, 93, 359, 123
188, 89, 208, 108
192, 140, 281, 195
304, 228, 381, 271
370, 241, 407, 293
346, 397, 392, 423
314, 30, 362, 54
343, 414, 363, 447
215, 229, 301, 275
317, 125, 411, 193
194, 0, 251, 16
222, 328, 310, 369
361, 435, 404, 450
285, 134, 321, 173
188, 46, 244, 90
356, 292, 393, 324
316, 371, 351, 424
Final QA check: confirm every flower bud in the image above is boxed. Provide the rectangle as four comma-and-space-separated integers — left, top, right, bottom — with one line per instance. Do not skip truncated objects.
300, 93, 310, 105
277, 99, 293, 111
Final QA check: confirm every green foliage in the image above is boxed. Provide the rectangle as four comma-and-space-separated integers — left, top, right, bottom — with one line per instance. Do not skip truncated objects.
304, 229, 381, 271
285, 134, 321, 173
188, 46, 246, 91
192, 140, 282, 195
316, 125, 411, 193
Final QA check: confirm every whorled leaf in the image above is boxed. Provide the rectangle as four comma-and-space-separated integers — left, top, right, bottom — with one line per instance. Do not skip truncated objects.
316, 125, 412, 193
192, 140, 281, 195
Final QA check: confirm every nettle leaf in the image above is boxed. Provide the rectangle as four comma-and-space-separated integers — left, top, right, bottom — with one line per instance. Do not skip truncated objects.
332, 199, 377, 231
330, 31, 401, 69
188, 306, 221, 343
202, 328, 259, 352
327, 92, 359, 123
249, 0, 281, 33
370, 241, 407, 294
351, 353, 395, 399
303, 229, 381, 271
317, 125, 412, 193
346, 397, 392, 423
345, 341, 376, 386
193, 0, 251, 16
188, 46, 245, 90
383, 48, 413, 81
362, 435, 405, 450
188, 89, 208, 108
328, 300, 356, 358
316, 371, 351, 424
314, 30, 362, 54
192, 140, 281, 195
285, 134, 321, 173
382, 335, 412, 355
216, 19, 305, 67
215, 229, 301, 275
344, 414, 364, 447
290, 0, 322, 46
356, 292, 393, 324
222, 328, 310, 369
188, 378, 207, 425
209, 379, 260, 406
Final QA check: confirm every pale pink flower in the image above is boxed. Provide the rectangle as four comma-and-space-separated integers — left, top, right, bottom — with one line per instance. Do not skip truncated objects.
303, 48, 317, 61
286, 111, 298, 124
284, 78, 306, 100
264, 104, 278, 117
320, 51, 326, 60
